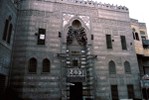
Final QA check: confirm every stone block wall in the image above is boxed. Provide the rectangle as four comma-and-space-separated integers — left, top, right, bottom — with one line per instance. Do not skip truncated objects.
0, 0, 17, 98
10, 0, 141, 99
0, 0, 17, 75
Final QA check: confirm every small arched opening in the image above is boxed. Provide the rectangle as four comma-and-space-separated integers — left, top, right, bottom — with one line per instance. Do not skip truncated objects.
72, 20, 82, 29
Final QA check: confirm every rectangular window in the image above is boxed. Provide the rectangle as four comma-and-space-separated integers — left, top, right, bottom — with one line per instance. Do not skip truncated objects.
127, 84, 134, 99
58, 32, 61, 37
120, 36, 127, 50
91, 34, 94, 40
141, 36, 146, 40
37, 28, 46, 45
140, 31, 145, 35
106, 34, 112, 49
143, 66, 149, 75
72, 60, 78, 66
111, 85, 119, 100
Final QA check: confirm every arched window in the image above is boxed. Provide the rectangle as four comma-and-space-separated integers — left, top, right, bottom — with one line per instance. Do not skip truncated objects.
42, 58, 50, 72
109, 61, 116, 74
2, 19, 9, 41
7, 23, 13, 43
135, 32, 139, 40
2, 15, 13, 44
28, 58, 37, 73
132, 28, 135, 39
124, 61, 131, 74
72, 20, 82, 29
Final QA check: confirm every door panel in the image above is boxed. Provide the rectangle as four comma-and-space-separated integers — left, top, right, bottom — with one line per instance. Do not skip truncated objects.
70, 82, 82, 100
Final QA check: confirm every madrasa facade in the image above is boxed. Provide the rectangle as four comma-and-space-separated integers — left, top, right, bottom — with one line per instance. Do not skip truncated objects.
0, 0, 145, 100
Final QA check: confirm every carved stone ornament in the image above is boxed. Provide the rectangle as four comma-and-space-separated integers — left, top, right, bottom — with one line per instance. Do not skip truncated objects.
66, 26, 87, 46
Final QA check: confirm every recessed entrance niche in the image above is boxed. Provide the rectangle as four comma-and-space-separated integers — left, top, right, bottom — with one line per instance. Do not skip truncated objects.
66, 19, 87, 46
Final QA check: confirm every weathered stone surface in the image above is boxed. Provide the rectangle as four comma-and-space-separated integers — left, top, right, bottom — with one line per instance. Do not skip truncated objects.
0, 0, 144, 100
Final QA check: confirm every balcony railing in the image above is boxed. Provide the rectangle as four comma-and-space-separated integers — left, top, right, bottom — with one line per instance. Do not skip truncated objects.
142, 40, 149, 48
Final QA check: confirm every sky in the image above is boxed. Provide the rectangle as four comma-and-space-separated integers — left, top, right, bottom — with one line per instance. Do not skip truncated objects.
95, 0, 149, 35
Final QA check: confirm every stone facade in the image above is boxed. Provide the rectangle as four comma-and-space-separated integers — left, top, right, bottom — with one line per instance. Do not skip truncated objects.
0, 0, 143, 100
0, 0, 17, 97
131, 19, 149, 99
